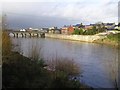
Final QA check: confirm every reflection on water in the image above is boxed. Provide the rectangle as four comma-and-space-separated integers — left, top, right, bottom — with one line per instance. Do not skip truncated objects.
12, 37, 118, 88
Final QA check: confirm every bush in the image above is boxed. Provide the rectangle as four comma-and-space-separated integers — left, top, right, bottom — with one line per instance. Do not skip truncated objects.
107, 33, 120, 42
46, 57, 82, 88
73, 28, 80, 35
73, 28, 84, 35
83, 29, 96, 35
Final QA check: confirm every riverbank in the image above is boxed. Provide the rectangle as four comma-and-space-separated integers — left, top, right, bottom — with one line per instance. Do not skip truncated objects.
45, 34, 106, 43
93, 33, 120, 48
3, 51, 92, 89
93, 38, 119, 47
45, 34, 119, 47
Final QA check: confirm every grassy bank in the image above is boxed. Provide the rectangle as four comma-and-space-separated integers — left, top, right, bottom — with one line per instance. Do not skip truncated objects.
3, 51, 92, 89
93, 33, 120, 47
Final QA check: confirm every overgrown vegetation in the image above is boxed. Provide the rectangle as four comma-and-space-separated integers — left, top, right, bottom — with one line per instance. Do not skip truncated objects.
2, 31, 90, 89
2, 31, 12, 56
46, 58, 82, 88
3, 52, 50, 88
107, 33, 120, 42
93, 33, 120, 47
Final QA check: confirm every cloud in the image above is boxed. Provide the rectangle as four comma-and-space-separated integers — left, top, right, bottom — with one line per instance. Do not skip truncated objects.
2, 0, 119, 29
38, 1, 118, 23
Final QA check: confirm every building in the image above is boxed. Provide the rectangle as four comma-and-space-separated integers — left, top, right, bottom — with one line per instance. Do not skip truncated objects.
26, 28, 39, 32
61, 26, 68, 34
20, 29, 26, 32
68, 25, 74, 34
48, 27, 61, 34
104, 23, 115, 30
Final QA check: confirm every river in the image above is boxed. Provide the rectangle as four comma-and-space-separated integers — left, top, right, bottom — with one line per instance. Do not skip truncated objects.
11, 37, 118, 88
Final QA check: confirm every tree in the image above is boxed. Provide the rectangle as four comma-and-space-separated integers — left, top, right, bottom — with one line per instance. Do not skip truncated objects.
73, 28, 80, 35
79, 29, 84, 35
118, 22, 120, 27
78, 23, 84, 28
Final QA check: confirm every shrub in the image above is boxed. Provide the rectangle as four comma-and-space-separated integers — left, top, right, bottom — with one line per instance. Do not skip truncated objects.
27, 40, 43, 61
107, 33, 120, 42
46, 57, 82, 88
73, 28, 80, 35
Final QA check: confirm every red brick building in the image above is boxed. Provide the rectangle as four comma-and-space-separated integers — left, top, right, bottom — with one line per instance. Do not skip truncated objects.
68, 26, 74, 34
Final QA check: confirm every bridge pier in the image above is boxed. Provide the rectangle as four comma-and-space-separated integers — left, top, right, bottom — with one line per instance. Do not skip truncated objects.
24, 33, 26, 38
13, 33, 15, 37
16, 33, 18, 38
37, 33, 39, 37
41, 33, 45, 38
21, 33, 24, 38
33, 33, 34, 37
29, 33, 31, 38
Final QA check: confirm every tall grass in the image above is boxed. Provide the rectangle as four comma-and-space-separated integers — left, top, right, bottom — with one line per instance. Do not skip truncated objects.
45, 56, 82, 88
2, 31, 12, 56
46, 57, 81, 77
27, 40, 43, 61
0, 29, 2, 65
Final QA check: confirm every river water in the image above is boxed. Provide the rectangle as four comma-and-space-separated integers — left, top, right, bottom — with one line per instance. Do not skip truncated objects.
11, 37, 118, 88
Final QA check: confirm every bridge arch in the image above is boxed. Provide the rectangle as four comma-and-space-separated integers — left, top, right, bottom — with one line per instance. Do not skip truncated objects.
29, 33, 31, 37
16, 33, 18, 38
21, 33, 24, 37
9, 32, 15, 37
36, 33, 39, 37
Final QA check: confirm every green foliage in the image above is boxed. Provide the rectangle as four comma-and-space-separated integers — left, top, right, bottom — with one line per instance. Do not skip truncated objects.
83, 29, 96, 35
79, 29, 84, 35
73, 28, 80, 35
92, 26, 97, 33
73, 28, 84, 35
107, 33, 120, 42
73, 24, 106, 35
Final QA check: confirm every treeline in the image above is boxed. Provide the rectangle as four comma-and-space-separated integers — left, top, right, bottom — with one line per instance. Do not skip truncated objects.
73, 25, 106, 35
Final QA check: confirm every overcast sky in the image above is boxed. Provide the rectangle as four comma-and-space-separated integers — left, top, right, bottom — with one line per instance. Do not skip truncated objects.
1, 0, 119, 29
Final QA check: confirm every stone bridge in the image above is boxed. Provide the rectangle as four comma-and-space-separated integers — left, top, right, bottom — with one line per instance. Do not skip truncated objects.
8, 31, 45, 38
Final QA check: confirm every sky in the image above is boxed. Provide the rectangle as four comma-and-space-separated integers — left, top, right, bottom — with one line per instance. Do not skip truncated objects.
1, 0, 119, 29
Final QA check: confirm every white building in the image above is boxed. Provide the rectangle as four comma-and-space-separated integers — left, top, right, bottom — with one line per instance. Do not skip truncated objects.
20, 29, 26, 32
